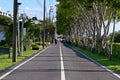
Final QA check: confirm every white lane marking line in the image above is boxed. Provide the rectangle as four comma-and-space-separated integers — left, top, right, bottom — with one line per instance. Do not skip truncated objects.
101, 65, 120, 79
0, 47, 50, 80
60, 43, 66, 80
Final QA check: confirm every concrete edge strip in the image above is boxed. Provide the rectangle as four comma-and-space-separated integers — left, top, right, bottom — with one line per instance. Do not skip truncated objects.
67, 45, 120, 79
0, 46, 50, 80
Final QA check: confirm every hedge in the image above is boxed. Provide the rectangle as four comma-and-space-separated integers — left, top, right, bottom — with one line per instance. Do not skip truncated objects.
31, 44, 39, 50
112, 43, 120, 58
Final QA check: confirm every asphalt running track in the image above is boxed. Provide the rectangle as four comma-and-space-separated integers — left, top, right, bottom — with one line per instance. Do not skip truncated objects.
0, 42, 120, 80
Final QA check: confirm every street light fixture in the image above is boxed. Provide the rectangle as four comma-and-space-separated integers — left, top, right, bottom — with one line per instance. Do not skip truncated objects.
17, 2, 21, 7
17, 2, 21, 57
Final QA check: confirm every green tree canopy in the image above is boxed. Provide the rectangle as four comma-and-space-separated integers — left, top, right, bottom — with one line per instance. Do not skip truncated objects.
0, 15, 12, 26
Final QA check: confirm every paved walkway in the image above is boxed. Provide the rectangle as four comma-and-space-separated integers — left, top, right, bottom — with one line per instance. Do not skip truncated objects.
0, 42, 120, 80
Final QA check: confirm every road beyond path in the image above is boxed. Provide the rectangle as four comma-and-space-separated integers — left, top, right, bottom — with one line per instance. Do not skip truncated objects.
0, 42, 120, 80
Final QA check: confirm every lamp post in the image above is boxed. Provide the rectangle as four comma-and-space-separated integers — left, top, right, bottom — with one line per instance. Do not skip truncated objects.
48, 6, 54, 42
17, 2, 21, 56
18, 13, 26, 56
49, 6, 54, 22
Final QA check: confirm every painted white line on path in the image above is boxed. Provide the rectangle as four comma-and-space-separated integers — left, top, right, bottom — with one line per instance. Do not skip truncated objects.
0, 46, 50, 80
59, 43, 66, 80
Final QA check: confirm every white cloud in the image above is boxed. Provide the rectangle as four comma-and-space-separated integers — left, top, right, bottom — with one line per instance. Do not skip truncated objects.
21, 4, 57, 20
0, 7, 2, 11
24, 7, 29, 10
22, 7, 43, 19
24, 7, 43, 12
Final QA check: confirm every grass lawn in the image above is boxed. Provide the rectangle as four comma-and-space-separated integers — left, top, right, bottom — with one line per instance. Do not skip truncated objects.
70, 44, 120, 74
0, 46, 42, 71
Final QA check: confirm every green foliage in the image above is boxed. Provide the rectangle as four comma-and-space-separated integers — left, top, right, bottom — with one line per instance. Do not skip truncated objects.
110, 31, 120, 43
75, 37, 81, 45
0, 15, 12, 26
3, 24, 13, 47
24, 18, 55, 42
112, 43, 120, 58
56, 0, 74, 34
56, 0, 120, 34
114, 31, 120, 43
0, 15, 13, 47
43, 18, 55, 42
35, 42, 43, 45
34, 42, 50, 46
75, 38, 80, 43
0, 40, 6, 46
31, 44, 40, 50
108, 0, 120, 9
24, 19, 40, 39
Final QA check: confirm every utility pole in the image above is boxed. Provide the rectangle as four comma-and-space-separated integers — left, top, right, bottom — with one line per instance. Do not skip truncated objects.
49, 9, 51, 24
12, 0, 18, 62
49, 6, 52, 23
42, 0, 46, 48
48, 6, 52, 42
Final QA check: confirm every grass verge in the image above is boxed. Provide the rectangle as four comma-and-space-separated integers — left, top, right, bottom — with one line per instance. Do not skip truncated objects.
0, 46, 42, 71
69, 44, 120, 74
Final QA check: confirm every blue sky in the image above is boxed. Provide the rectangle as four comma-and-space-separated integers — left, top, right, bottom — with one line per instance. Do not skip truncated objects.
0, 0, 120, 33
0, 0, 56, 19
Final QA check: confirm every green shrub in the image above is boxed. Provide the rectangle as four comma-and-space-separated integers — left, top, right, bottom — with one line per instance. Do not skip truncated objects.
31, 44, 36, 47
112, 43, 120, 58
75, 38, 80, 43
32, 44, 39, 50
0, 15, 12, 26
45, 42, 50, 46
35, 42, 42, 45
0, 40, 6, 46
34, 42, 50, 46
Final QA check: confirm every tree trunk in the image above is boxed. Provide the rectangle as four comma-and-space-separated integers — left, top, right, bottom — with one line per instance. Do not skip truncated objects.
108, 10, 116, 60
98, 41, 103, 55
109, 44, 112, 60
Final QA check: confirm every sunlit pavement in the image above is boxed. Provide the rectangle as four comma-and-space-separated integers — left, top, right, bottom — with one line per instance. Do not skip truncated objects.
0, 42, 120, 80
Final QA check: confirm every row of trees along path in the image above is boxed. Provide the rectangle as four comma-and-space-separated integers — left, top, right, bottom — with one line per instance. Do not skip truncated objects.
56, 0, 120, 60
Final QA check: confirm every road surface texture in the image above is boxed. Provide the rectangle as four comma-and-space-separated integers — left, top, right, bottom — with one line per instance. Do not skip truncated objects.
0, 42, 120, 80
